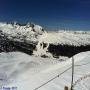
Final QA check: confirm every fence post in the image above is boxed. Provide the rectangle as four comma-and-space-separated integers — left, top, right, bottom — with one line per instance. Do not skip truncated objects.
71, 56, 74, 90
64, 86, 68, 90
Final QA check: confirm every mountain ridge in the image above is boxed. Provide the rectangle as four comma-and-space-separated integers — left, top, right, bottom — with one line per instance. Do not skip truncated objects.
0, 22, 90, 58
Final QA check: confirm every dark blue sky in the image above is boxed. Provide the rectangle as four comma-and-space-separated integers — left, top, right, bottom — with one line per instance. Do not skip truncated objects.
0, 0, 90, 30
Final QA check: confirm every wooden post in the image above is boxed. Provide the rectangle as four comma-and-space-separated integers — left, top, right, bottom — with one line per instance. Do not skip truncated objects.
64, 86, 68, 90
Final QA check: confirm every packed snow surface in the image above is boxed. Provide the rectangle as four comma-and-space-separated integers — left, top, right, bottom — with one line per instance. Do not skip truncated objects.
0, 51, 90, 90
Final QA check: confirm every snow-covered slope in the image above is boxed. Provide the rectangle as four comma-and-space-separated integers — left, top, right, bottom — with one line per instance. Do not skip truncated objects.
36, 30, 90, 46
0, 51, 90, 90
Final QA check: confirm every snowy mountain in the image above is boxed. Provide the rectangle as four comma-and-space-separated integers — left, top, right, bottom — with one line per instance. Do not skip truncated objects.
0, 22, 90, 58
0, 22, 45, 55
0, 22, 90, 90
0, 22, 44, 42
